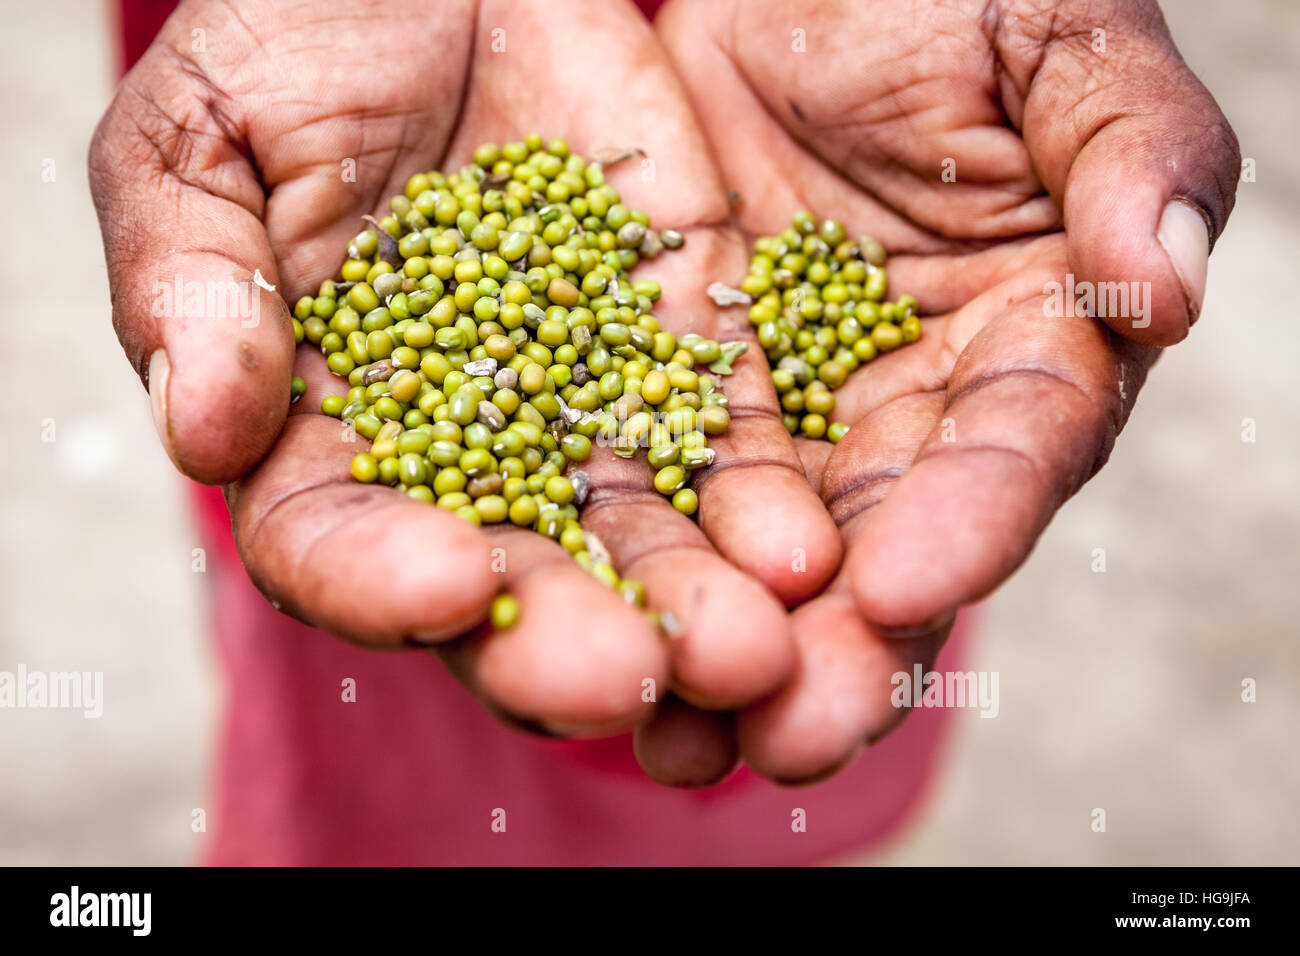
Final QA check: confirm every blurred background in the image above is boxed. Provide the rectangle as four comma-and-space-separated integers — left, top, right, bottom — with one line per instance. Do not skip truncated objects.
1, 0, 1295, 865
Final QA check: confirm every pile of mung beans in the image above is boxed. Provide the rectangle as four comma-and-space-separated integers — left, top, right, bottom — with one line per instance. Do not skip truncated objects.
291, 135, 742, 623
288, 137, 920, 630
740, 211, 922, 441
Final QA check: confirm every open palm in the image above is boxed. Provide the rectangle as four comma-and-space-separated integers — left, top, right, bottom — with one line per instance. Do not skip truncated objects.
657, 0, 1238, 779
89, 0, 841, 739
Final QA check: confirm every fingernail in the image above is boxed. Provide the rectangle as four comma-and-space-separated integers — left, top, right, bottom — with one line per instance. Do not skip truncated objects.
147, 349, 179, 467
407, 631, 454, 645
874, 611, 955, 640
1156, 200, 1209, 325
537, 720, 583, 738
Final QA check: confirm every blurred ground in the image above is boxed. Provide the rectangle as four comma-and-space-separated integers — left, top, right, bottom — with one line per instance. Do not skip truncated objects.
0, 0, 1296, 865
0, 1, 214, 864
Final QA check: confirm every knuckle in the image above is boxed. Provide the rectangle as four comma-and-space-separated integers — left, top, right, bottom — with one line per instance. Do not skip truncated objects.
90, 45, 243, 198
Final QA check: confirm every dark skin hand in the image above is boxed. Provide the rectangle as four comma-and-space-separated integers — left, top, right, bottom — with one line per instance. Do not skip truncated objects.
89, 0, 843, 737
90, 0, 1241, 787
636, 0, 1241, 783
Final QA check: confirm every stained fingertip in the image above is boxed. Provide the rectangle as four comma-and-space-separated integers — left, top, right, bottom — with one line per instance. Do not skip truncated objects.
228, 415, 498, 646
847, 426, 1064, 631
699, 462, 842, 604
634, 696, 739, 787
765, 748, 863, 788
1061, 149, 1218, 349
737, 595, 921, 781
424, 649, 573, 738
471, 561, 670, 731
146, 268, 296, 484
577, 495, 798, 710
873, 612, 957, 641
275, 492, 497, 646
163, 333, 294, 483
660, 558, 796, 709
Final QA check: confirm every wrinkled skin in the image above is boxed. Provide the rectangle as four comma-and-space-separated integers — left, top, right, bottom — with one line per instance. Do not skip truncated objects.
638, 0, 1239, 782
90, 0, 1239, 785
90, 0, 840, 739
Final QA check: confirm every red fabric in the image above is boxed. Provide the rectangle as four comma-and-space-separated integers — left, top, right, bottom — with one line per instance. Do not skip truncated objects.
189, 476, 968, 865
124, 0, 965, 865
197, 496, 967, 864
115, 0, 173, 76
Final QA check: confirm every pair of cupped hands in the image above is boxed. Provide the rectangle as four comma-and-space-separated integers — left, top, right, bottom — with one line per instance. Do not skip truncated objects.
90, 0, 1238, 785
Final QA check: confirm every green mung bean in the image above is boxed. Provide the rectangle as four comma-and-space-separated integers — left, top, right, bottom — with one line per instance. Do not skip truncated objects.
306, 135, 741, 628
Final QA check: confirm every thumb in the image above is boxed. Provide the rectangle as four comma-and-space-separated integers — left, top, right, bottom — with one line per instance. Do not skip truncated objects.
1004, 0, 1240, 346
89, 48, 295, 485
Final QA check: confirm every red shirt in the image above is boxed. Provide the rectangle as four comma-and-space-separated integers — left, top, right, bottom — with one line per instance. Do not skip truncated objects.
123, 0, 966, 865
195, 482, 965, 865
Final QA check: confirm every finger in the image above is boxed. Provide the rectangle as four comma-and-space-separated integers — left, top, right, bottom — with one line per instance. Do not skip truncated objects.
737, 588, 949, 783
433, 530, 670, 734
648, 231, 843, 604
740, 395, 953, 782
845, 294, 1157, 631
657, 0, 1062, 249
1002, 0, 1240, 345
461, 0, 843, 604
578, 448, 796, 710
285, 361, 683, 727
461, 0, 731, 229
90, 3, 476, 483
89, 50, 295, 484
226, 412, 497, 645
229, 407, 670, 733
633, 695, 738, 787
452, 0, 814, 706
738, 252, 1157, 781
